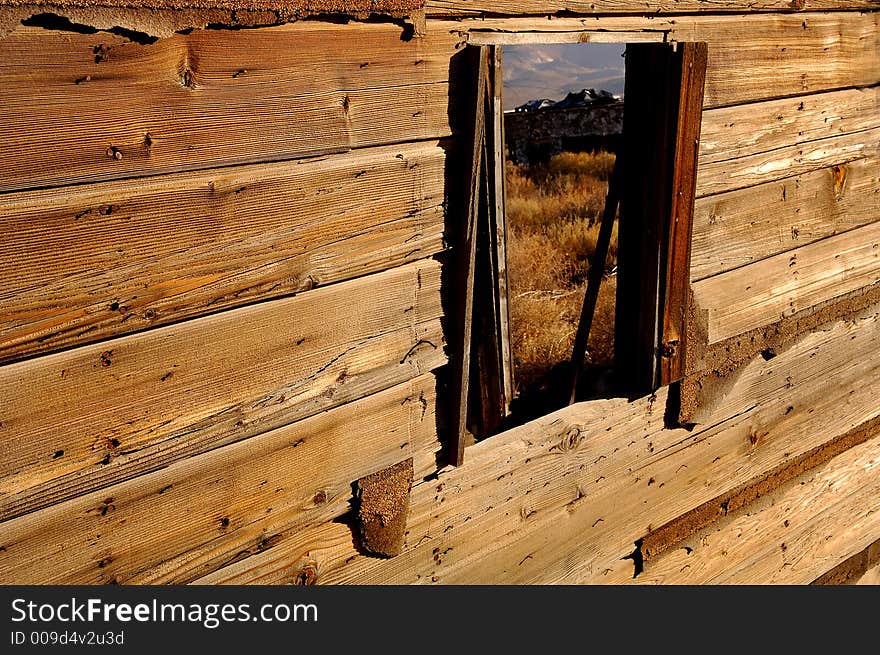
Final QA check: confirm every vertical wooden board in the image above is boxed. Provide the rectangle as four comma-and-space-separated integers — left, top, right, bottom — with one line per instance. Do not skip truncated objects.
0, 141, 447, 364
472, 135, 506, 438
659, 42, 707, 385
617, 42, 704, 391
0, 260, 446, 521
0, 374, 440, 585
449, 44, 489, 466
616, 43, 669, 392
489, 44, 514, 413
0, 22, 460, 191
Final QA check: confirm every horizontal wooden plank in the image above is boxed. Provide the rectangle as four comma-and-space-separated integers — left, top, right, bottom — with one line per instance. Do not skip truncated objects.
466, 30, 666, 45
699, 86, 880, 166
636, 435, 880, 584
0, 260, 445, 523
813, 536, 880, 584
0, 374, 440, 585
1, 13, 874, 192
0, 22, 460, 192
320, 303, 880, 584
696, 127, 880, 197
448, 12, 880, 107
191, 521, 357, 585
0, 141, 447, 364
692, 220, 880, 344
687, 286, 880, 428
427, 0, 880, 16
692, 157, 880, 281
668, 12, 880, 108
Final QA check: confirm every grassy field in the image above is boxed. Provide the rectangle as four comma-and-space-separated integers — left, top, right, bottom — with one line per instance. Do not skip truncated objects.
506, 150, 617, 406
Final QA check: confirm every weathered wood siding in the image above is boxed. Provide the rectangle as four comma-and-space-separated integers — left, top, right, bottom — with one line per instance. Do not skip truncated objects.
0, 4, 877, 584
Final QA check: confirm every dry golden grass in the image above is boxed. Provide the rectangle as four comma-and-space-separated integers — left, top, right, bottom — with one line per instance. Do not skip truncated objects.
506, 150, 617, 401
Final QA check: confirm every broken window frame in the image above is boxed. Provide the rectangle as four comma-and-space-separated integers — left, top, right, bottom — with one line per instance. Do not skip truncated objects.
450, 37, 708, 466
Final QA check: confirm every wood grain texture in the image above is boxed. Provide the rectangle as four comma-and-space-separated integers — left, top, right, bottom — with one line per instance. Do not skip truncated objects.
191, 521, 357, 585
0, 141, 447, 364
693, 220, 880, 344
672, 13, 880, 108
466, 30, 666, 45
679, 299, 880, 428
489, 45, 514, 413
636, 435, 880, 585
449, 12, 880, 107
659, 42, 706, 385
426, 0, 880, 16
0, 374, 440, 585
692, 156, 880, 281
696, 127, 880, 197
699, 86, 880, 166
319, 303, 880, 584
0, 260, 446, 523
0, 21, 460, 192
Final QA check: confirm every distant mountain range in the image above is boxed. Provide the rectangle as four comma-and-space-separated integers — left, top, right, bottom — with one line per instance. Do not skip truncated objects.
502, 43, 626, 109
513, 88, 620, 113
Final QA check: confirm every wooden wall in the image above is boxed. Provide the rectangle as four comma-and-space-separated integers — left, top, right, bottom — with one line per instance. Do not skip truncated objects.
0, 3, 877, 584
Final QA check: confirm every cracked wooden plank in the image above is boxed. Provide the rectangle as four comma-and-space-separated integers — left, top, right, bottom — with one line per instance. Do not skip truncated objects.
0, 22, 460, 192
0, 141, 447, 364
0, 374, 440, 585
0, 260, 445, 523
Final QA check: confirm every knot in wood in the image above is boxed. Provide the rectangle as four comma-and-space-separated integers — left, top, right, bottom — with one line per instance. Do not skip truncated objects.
832, 164, 847, 199
558, 427, 584, 452
290, 558, 319, 586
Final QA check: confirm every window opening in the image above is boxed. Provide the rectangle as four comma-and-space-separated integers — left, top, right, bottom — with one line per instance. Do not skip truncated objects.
450, 40, 708, 465
503, 43, 625, 422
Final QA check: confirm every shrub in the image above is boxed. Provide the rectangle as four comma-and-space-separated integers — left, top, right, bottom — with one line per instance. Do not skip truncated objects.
506, 150, 617, 397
